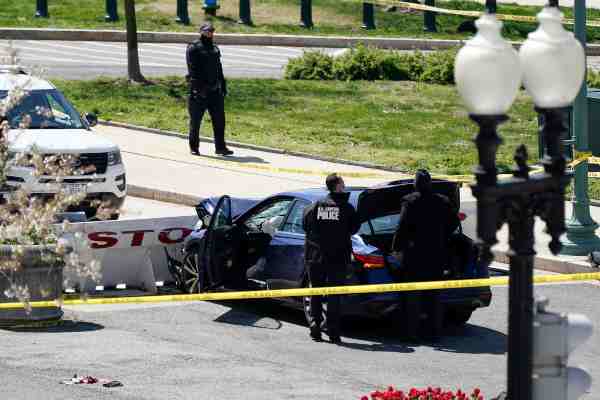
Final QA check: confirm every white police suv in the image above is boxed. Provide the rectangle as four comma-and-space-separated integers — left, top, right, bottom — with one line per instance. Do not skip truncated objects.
0, 67, 126, 219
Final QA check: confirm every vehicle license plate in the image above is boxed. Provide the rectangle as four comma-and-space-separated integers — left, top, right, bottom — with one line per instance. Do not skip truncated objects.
63, 183, 86, 194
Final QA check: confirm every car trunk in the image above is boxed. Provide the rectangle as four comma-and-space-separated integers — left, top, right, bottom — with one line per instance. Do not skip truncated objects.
356, 180, 460, 252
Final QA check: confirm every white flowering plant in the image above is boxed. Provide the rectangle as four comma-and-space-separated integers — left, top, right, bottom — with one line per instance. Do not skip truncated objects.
0, 43, 105, 310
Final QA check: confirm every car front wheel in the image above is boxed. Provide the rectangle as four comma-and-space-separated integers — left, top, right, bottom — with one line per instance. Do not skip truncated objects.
180, 252, 206, 294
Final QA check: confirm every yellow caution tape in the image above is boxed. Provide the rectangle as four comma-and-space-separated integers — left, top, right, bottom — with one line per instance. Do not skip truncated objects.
1, 272, 598, 310
364, 0, 600, 27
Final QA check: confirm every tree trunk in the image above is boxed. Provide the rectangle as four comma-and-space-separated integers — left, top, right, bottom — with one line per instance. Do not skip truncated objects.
124, 0, 147, 83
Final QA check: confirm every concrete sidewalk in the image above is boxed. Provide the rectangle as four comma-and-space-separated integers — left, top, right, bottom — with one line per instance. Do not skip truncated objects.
95, 124, 403, 203
96, 123, 600, 274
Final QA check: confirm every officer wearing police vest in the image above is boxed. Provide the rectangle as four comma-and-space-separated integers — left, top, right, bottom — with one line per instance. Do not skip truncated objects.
186, 22, 233, 156
302, 173, 361, 343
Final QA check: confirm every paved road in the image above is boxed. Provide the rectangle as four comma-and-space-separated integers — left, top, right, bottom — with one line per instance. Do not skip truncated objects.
4, 40, 600, 80
0, 277, 597, 400
1, 40, 344, 80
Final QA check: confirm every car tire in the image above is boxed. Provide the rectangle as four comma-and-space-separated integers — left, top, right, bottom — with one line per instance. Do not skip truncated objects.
445, 308, 473, 326
180, 251, 206, 294
303, 289, 328, 333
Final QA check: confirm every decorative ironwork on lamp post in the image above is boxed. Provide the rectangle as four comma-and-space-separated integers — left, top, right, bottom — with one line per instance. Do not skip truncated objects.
454, 0, 585, 398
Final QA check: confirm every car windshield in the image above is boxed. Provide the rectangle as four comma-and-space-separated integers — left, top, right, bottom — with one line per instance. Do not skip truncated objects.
0, 89, 85, 129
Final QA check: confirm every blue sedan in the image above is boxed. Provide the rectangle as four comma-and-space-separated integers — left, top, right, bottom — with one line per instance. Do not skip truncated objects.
169, 179, 492, 328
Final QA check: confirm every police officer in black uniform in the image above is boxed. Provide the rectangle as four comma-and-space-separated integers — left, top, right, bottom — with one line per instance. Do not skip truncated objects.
186, 23, 233, 156
392, 169, 460, 340
302, 173, 361, 343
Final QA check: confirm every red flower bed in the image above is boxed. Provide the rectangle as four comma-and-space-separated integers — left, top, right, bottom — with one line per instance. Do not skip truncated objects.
361, 386, 483, 400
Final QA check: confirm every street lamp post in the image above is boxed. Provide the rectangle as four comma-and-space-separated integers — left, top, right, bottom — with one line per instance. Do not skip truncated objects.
455, 0, 584, 398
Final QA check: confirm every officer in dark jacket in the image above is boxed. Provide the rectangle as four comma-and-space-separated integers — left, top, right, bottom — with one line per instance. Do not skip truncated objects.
392, 169, 460, 339
186, 23, 233, 156
302, 173, 361, 343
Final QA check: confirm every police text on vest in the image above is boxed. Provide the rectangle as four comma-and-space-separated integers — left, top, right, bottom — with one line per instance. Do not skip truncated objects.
317, 206, 340, 221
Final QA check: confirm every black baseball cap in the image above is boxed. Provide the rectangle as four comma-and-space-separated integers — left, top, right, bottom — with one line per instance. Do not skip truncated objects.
200, 22, 215, 33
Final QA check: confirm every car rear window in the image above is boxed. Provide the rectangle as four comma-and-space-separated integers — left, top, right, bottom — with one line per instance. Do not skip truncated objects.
359, 214, 400, 235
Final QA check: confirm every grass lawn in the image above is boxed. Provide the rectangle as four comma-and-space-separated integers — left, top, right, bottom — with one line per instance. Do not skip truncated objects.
55, 76, 600, 198
56, 77, 539, 175
4, 0, 600, 41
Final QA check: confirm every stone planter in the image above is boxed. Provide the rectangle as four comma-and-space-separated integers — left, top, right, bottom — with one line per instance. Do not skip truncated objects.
0, 245, 65, 327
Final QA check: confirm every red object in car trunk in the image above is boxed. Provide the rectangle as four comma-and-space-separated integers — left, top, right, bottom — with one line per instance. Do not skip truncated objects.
353, 252, 385, 269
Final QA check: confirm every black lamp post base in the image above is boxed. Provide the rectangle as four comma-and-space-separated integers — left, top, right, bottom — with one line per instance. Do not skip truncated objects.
562, 219, 600, 255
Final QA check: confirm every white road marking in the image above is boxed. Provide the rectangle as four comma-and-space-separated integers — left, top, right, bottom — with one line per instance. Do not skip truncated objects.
265, 46, 306, 56
18, 54, 174, 68
16, 42, 132, 64
221, 46, 301, 59
73, 41, 284, 68
25, 40, 132, 58
15, 42, 180, 67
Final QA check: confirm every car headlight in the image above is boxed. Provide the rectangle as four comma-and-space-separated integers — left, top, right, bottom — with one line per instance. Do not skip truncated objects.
107, 151, 122, 166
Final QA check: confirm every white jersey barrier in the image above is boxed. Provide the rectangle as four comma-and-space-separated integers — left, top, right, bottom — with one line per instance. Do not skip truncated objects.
63, 216, 198, 294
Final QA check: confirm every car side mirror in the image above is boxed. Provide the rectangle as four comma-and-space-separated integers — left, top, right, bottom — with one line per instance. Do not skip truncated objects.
85, 112, 98, 127
202, 215, 212, 228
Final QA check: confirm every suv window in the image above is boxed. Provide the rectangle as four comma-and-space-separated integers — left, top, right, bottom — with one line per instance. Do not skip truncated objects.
280, 200, 310, 234
0, 89, 85, 129
243, 198, 294, 231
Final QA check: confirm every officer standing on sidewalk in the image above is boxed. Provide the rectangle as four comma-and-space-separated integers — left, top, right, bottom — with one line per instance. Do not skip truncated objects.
302, 173, 361, 344
186, 22, 233, 156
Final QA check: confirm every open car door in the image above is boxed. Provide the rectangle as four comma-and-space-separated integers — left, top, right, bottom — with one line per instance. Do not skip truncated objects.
203, 195, 238, 289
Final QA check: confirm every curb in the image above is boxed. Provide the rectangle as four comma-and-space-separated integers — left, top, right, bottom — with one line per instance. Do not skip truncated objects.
0, 27, 463, 50
127, 184, 202, 207
4, 27, 600, 55
99, 120, 409, 174
493, 250, 598, 275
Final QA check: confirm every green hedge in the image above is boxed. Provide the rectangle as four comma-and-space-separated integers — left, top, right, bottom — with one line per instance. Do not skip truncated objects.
286, 45, 600, 87
285, 45, 457, 84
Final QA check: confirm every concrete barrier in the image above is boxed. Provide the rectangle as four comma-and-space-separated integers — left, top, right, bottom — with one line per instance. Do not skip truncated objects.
3, 27, 600, 54
63, 216, 198, 293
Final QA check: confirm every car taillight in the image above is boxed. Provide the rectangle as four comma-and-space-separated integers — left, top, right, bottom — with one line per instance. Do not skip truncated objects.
353, 253, 385, 269
458, 212, 467, 221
